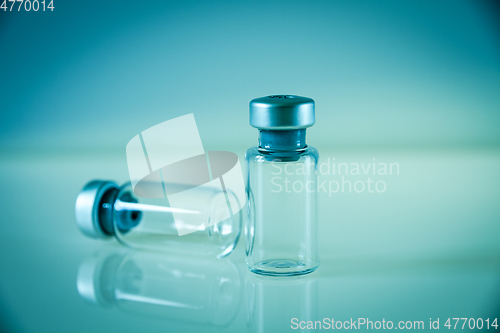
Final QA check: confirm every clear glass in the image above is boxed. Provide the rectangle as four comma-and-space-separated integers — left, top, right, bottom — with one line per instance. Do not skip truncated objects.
245, 144, 319, 276
111, 182, 241, 258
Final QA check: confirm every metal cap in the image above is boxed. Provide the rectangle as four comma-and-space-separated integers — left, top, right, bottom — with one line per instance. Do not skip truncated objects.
249, 95, 315, 130
75, 180, 118, 239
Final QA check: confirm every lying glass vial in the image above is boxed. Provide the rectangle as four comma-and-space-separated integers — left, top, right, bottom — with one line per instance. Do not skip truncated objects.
75, 180, 242, 258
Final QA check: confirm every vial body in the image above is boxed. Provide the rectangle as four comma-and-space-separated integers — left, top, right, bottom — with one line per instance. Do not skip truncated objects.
245, 144, 319, 276
112, 182, 241, 258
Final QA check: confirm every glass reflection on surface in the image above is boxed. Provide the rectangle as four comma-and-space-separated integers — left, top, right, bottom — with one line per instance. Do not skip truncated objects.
77, 248, 242, 327
245, 272, 318, 332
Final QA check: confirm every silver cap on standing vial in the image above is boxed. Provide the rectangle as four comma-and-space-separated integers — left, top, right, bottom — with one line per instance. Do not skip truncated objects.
249, 95, 315, 130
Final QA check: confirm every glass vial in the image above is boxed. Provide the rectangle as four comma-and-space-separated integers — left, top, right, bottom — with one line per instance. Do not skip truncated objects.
245, 95, 319, 276
75, 180, 241, 258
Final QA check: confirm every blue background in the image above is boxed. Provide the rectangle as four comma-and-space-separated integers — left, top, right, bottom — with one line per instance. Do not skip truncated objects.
0, 1, 499, 332
1, 0, 499, 151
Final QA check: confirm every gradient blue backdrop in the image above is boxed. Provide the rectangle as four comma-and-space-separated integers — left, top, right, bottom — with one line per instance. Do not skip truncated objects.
0, 0, 499, 152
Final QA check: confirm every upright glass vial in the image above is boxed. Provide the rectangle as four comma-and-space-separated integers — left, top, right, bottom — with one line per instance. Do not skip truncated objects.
246, 95, 319, 276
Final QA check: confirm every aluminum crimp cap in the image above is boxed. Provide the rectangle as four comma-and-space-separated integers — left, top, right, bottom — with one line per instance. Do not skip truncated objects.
75, 180, 118, 239
249, 95, 315, 130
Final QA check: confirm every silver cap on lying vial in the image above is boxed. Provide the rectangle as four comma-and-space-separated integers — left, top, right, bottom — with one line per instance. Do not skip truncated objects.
75, 180, 118, 239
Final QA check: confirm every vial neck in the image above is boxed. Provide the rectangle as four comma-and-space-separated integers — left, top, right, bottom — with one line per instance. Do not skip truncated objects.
98, 187, 142, 235
258, 129, 307, 151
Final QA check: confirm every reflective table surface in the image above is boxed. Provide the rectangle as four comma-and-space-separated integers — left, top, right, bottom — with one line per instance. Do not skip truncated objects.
0, 147, 499, 332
